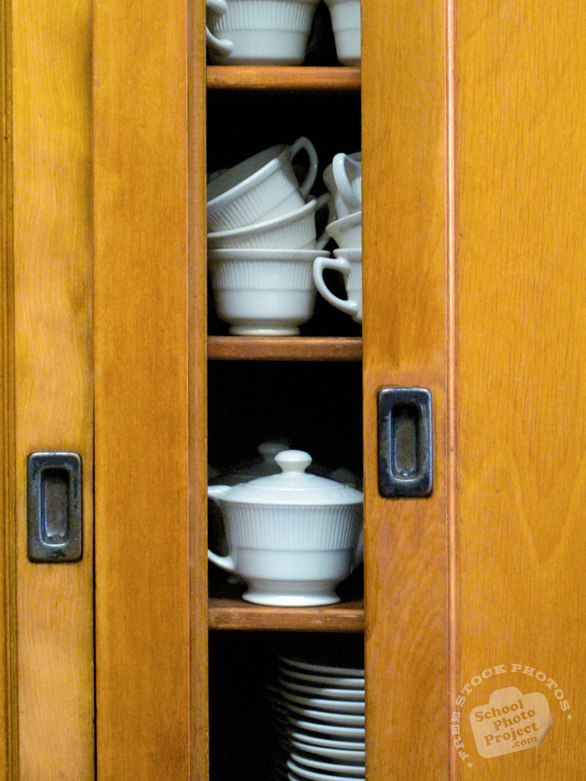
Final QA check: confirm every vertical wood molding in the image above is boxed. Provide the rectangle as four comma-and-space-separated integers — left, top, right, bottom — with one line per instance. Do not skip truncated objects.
188, 0, 209, 777
362, 0, 449, 777
0, 0, 17, 771
93, 0, 192, 774
11, 0, 94, 774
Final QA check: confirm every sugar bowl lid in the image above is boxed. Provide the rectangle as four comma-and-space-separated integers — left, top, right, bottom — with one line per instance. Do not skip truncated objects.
211, 450, 363, 506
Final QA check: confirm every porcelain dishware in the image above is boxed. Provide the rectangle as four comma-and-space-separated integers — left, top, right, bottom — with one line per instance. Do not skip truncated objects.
207, 450, 364, 605
313, 248, 362, 324
288, 731, 365, 751
323, 0, 361, 66
205, 0, 321, 65
288, 757, 364, 781
331, 153, 361, 215
279, 679, 364, 701
291, 753, 365, 776
323, 152, 361, 219
207, 138, 318, 232
208, 248, 328, 335
207, 195, 334, 251
282, 691, 364, 713
324, 210, 361, 249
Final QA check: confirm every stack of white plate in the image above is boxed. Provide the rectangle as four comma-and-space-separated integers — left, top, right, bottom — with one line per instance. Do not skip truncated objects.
269, 652, 365, 781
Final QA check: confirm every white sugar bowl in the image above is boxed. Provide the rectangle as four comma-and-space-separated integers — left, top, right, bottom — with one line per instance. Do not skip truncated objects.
208, 450, 363, 607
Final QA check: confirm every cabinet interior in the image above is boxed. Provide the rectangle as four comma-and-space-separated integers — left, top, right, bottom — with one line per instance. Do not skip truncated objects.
206, 52, 364, 780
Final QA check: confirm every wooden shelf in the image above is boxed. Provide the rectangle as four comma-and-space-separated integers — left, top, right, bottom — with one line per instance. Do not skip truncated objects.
208, 598, 364, 631
207, 336, 362, 361
207, 66, 360, 91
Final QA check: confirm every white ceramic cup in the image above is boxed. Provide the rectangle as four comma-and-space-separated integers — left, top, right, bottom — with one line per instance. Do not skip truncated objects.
208, 248, 330, 335
325, 210, 361, 249
323, 152, 361, 219
205, 0, 320, 65
207, 194, 334, 251
331, 152, 361, 214
207, 138, 318, 232
323, 0, 361, 66
313, 248, 362, 324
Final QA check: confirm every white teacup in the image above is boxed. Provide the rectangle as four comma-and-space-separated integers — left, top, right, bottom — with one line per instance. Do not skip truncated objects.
325, 210, 362, 249
313, 248, 362, 324
206, 0, 320, 65
324, 0, 361, 66
208, 248, 330, 335
207, 195, 334, 251
207, 138, 318, 232
323, 152, 361, 219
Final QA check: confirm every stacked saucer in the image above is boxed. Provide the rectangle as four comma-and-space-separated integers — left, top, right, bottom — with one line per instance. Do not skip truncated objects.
270, 651, 365, 781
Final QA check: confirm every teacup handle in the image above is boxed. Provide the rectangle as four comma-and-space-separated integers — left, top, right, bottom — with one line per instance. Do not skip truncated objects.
314, 193, 336, 250
289, 136, 319, 199
313, 255, 359, 315
332, 153, 362, 213
208, 484, 236, 573
205, 0, 234, 58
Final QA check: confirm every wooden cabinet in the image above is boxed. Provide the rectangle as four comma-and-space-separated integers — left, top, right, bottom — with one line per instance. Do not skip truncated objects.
3, 0, 586, 778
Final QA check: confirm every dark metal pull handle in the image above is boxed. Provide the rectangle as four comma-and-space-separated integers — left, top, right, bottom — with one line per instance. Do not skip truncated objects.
377, 388, 433, 498
27, 452, 83, 562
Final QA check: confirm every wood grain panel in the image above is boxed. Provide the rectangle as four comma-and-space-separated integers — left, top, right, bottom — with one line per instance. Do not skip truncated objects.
362, 0, 449, 778
454, 0, 586, 776
0, 0, 16, 770
207, 66, 360, 91
12, 0, 94, 774
93, 0, 193, 775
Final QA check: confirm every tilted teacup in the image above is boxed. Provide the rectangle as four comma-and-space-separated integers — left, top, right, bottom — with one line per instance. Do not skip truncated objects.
207, 138, 319, 232
313, 248, 362, 324
207, 450, 364, 606
325, 210, 362, 249
207, 194, 334, 251
323, 152, 361, 219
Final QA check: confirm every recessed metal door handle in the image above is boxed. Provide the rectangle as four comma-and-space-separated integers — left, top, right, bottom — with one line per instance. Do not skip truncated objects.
377, 388, 433, 498
27, 452, 83, 562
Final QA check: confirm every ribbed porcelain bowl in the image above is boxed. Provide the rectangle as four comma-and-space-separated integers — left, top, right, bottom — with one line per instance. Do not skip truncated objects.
324, 0, 361, 66
207, 451, 363, 606
207, 196, 332, 251
206, 0, 320, 65
208, 248, 328, 335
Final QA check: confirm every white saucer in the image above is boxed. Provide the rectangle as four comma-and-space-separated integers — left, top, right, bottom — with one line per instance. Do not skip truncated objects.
285, 704, 365, 725
288, 758, 365, 781
288, 729, 365, 750
287, 715, 365, 739
290, 740, 365, 762
279, 678, 364, 701
280, 655, 364, 678
279, 666, 365, 689
282, 690, 365, 714
291, 752, 365, 776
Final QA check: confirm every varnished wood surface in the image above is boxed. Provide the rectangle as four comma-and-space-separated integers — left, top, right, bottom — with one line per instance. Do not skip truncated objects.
362, 0, 449, 778
189, 3, 210, 778
93, 0, 192, 776
454, 2, 586, 777
208, 336, 362, 361
12, 0, 94, 774
207, 66, 360, 91
209, 599, 364, 632
0, 0, 15, 770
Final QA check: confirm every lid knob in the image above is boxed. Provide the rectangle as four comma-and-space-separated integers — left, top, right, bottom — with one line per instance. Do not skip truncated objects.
275, 450, 312, 474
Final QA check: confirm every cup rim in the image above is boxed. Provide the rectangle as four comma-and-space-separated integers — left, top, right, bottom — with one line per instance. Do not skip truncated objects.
326, 210, 362, 232
208, 248, 330, 262
207, 143, 288, 209
208, 197, 318, 240
333, 248, 362, 260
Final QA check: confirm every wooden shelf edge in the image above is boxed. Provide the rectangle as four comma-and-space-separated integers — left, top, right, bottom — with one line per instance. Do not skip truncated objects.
208, 598, 364, 632
207, 66, 361, 91
207, 336, 362, 361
